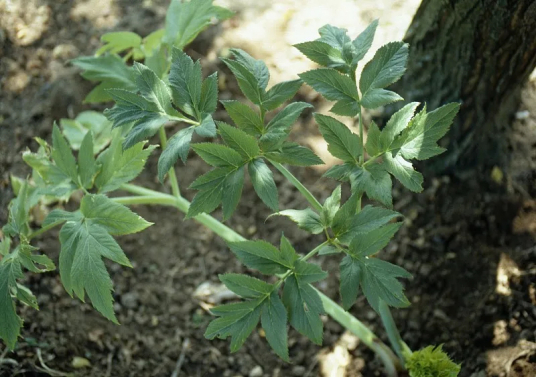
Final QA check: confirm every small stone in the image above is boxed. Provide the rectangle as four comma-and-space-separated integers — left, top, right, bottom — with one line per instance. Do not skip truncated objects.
292, 366, 306, 376
249, 365, 263, 377
121, 292, 139, 309
72, 356, 91, 368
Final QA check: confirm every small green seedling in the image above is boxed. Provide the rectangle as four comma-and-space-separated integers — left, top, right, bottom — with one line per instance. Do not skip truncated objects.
0, 1, 461, 375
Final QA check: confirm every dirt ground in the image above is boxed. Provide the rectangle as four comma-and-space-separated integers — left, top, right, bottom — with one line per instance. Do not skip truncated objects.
1, 1, 536, 376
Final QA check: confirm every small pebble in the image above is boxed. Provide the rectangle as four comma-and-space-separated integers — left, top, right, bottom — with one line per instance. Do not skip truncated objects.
249, 365, 263, 377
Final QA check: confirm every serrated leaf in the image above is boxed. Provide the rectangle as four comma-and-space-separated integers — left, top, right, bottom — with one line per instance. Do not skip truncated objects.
228, 240, 291, 274
230, 49, 270, 90
221, 100, 264, 136
59, 221, 132, 323
262, 79, 302, 111
348, 222, 402, 257
222, 166, 245, 220
358, 257, 412, 312
204, 299, 262, 352
279, 235, 299, 267
331, 192, 360, 235
352, 19, 378, 65
399, 103, 460, 161
248, 158, 279, 211
282, 275, 324, 345
379, 102, 420, 152
318, 244, 339, 255
164, 0, 233, 50
189, 167, 233, 190
321, 185, 341, 227
271, 208, 323, 234
315, 114, 361, 163
323, 163, 354, 181
6, 181, 30, 236
16, 244, 56, 273
43, 209, 82, 227
265, 142, 323, 167
294, 41, 346, 70
222, 58, 265, 105
339, 255, 361, 310
104, 89, 171, 149
15, 284, 38, 310
349, 164, 393, 208
218, 122, 259, 159
365, 121, 382, 157
133, 62, 175, 114
193, 143, 245, 167
0, 262, 23, 350
361, 88, 403, 109
260, 102, 312, 151
95, 138, 156, 193
96, 31, 142, 56
80, 194, 152, 236
169, 49, 202, 117
52, 124, 78, 183
195, 115, 217, 137
300, 69, 359, 116
72, 55, 136, 103
261, 291, 289, 361
199, 72, 219, 115
383, 152, 423, 192
359, 42, 408, 101
158, 127, 195, 183
317, 24, 351, 50
187, 180, 224, 218
219, 273, 273, 298
338, 205, 401, 244
78, 131, 97, 189
294, 260, 328, 284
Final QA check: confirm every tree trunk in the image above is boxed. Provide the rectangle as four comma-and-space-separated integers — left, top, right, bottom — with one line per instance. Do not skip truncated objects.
396, 0, 536, 172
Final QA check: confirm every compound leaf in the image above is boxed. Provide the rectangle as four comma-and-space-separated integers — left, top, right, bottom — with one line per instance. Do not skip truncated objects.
221, 100, 264, 136
383, 152, 423, 192
218, 122, 259, 159
204, 299, 262, 352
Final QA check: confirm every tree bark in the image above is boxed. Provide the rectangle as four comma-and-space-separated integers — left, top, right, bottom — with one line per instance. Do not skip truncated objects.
396, 0, 536, 172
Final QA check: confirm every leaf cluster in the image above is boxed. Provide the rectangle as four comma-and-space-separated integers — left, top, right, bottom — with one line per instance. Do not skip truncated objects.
205, 235, 327, 360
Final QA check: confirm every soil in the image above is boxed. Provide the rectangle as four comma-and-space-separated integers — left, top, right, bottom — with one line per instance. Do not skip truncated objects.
1, 1, 535, 377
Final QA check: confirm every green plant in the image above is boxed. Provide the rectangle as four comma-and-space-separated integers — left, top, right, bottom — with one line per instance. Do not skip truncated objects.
0, 1, 461, 375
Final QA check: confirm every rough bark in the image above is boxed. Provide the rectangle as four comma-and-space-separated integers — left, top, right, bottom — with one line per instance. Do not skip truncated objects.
396, 0, 536, 172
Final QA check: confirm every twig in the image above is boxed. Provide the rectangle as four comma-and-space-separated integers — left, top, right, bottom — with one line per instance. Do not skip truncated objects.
171, 338, 190, 377
35, 349, 74, 377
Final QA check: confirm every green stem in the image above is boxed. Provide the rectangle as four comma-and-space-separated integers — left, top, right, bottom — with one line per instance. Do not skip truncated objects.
117, 183, 400, 373
319, 291, 400, 377
159, 127, 181, 199
269, 161, 323, 212
358, 109, 364, 165
379, 300, 408, 364
27, 222, 62, 241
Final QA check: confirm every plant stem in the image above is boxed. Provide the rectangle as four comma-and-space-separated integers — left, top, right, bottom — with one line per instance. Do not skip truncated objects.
159, 127, 181, 199
379, 300, 408, 365
27, 222, 62, 241
358, 109, 364, 165
319, 291, 400, 377
269, 161, 323, 212
116, 183, 400, 373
